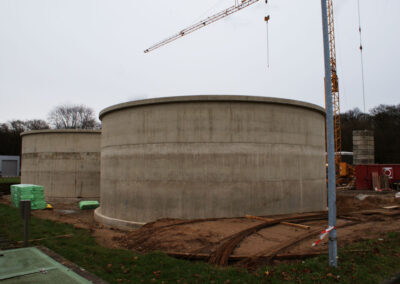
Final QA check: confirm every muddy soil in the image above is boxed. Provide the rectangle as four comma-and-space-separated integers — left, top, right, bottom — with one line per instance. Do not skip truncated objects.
1, 191, 399, 263
112, 191, 400, 259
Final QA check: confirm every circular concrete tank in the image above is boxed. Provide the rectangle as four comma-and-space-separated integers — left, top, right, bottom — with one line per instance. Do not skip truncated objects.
95, 95, 327, 229
21, 129, 101, 203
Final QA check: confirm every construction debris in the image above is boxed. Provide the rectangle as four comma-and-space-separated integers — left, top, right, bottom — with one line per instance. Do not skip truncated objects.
245, 215, 311, 230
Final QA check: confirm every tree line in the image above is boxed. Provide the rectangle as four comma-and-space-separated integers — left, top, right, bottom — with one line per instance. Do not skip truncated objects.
341, 104, 400, 164
0, 104, 99, 155
1, 103, 399, 163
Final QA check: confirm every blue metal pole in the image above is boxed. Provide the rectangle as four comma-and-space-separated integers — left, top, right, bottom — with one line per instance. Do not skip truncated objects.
320, 0, 338, 267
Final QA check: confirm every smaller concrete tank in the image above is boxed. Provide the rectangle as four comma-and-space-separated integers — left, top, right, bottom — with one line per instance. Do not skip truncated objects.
21, 130, 101, 203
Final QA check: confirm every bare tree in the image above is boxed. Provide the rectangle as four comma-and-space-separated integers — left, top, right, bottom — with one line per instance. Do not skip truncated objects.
8, 120, 26, 133
48, 104, 98, 129
24, 119, 50, 130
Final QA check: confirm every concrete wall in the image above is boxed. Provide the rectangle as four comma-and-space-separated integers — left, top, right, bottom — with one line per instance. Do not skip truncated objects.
21, 130, 101, 203
353, 130, 374, 165
95, 95, 327, 229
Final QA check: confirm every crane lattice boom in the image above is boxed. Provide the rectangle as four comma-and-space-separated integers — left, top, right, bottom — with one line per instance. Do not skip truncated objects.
144, 0, 260, 53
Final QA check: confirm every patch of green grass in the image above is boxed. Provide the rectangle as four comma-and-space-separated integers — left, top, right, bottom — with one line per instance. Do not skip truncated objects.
0, 202, 399, 284
0, 204, 258, 283
261, 233, 400, 283
0, 176, 20, 184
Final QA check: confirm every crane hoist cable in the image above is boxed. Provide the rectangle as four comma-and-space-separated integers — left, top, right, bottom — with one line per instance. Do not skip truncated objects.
265, 15, 270, 68
357, 0, 366, 113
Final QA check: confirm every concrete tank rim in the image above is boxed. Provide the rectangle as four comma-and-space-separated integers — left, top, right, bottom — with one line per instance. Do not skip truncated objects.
99, 95, 326, 120
20, 129, 101, 137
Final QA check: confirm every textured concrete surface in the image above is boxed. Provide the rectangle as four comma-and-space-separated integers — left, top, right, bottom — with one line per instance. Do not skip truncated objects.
21, 130, 101, 203
353, 130, 374, 164
97, 95, 327, 228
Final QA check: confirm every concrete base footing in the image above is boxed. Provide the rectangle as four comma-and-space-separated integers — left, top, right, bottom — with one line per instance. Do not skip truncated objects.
94, 208, 145, 230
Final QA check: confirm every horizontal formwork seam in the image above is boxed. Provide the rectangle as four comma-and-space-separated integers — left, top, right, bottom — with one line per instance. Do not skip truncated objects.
101, 178, 323, 183
100, 141, 325, 150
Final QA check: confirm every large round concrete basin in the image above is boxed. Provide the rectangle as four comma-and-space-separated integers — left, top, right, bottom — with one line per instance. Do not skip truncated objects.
95, 95, 326, 229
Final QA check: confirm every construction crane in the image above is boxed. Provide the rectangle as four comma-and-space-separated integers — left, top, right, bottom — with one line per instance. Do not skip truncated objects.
326, 0, 352, 184
144, 0, 262, 53
145, 0, 347, 182
326, 0, 342, 168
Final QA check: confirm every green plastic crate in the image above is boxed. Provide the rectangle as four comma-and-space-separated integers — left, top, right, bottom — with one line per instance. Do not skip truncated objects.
10, 184, 46, 210
79, 201, 99, 210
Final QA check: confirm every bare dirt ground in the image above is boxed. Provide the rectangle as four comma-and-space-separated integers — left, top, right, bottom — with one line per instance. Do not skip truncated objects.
0, 196, 126, 249
1, 190, 399, 266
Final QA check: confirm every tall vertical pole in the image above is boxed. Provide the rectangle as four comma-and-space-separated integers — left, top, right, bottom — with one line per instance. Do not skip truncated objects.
320, 0, 338, 267
20, 200, 31, 247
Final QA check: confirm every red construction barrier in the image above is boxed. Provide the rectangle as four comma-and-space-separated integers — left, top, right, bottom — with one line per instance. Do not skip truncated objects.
355, 164, 400, 190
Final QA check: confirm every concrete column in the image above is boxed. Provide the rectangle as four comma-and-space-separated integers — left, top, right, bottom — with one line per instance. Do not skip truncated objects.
353, 130, 374, 165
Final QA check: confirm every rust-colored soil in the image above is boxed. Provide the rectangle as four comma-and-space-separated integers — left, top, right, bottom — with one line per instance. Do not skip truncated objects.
1, 191, 399, 267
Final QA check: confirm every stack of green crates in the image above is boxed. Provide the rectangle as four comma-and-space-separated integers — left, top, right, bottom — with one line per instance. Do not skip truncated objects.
10, 184, 47, 210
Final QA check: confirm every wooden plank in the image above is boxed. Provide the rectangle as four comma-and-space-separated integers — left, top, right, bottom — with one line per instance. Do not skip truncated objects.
371, 172, 381, 191
383, 205, 400, 210
237, 220, 360, 268
245, 215, 311, 230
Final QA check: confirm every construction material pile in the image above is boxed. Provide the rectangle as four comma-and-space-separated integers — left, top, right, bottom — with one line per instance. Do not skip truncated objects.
10, 184, 47, 210
79, 200, 99, 210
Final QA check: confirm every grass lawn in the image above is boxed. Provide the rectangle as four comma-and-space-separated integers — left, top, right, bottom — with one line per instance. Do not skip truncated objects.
0, 176, 20, 184
0, 203, 399, 283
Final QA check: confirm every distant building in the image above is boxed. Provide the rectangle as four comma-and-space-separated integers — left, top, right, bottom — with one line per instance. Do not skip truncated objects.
338, 151, 354, 165
326, 152, 354, 165
0, 156, 20, 177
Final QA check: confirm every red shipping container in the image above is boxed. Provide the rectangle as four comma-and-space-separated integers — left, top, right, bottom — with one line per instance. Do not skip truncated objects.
355, 164, 400, 190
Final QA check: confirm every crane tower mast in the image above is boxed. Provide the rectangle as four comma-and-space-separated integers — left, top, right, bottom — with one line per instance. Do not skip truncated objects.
327, 0, 342, 165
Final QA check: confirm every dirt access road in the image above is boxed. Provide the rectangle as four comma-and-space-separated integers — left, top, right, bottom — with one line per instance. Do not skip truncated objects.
1, 191, 399, 267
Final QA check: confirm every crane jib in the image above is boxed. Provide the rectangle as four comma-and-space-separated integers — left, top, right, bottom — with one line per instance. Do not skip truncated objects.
144, 0, 261, 53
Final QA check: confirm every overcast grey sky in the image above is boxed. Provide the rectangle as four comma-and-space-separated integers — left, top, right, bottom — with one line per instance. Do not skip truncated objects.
0, 0, 398, 122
